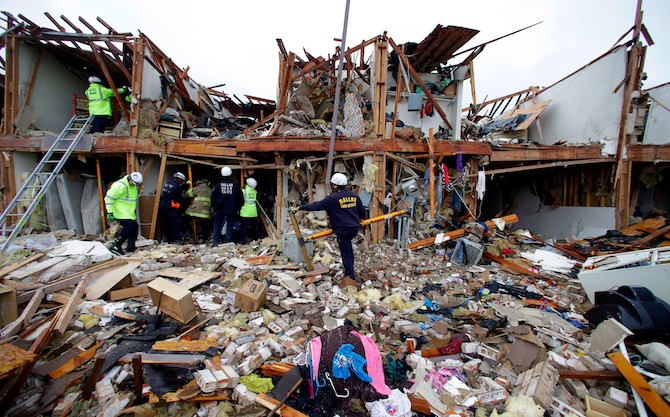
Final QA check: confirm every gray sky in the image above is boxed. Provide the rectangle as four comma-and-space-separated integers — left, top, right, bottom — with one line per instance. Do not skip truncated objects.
3, 0, 669, 108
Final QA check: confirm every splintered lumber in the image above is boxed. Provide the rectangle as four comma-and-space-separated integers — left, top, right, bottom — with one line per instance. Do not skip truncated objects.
409, 214, 519, 250
256, 393, 308, 417
484, 252, 543, 278
158, 268, 221, 290
151, 338, 217, 352
85, 258, 142, 300
54, 275, 90, 336
246, 254, 276, 266
0, 343, 37, 379
88, 305, 136, 320
118, 353, 205, 365
0, 288, 44, 339
261, 362, 295, 378
409, 396, 432, 415
17, 258, 127, 303
109, 285, 149, 301
7, 256, 67, 280
47, 341, 103, 379
608, 352, 670, 416
558, 370, 625, 381
0, 252, 43, 278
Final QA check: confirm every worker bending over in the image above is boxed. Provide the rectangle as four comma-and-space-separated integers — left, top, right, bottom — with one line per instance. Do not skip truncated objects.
159, 172, 187, 244
105, 172, 143, 255
290, 173, 366, 281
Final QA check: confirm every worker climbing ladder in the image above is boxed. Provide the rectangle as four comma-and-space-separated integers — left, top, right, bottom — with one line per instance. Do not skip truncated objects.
0, 114, 94, 252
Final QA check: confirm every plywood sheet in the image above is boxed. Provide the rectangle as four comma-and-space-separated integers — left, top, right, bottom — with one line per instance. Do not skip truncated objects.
158, 268, 221, 290
7, 256, 68, 280
85, 259, 142, 300
499, 100, 552, 131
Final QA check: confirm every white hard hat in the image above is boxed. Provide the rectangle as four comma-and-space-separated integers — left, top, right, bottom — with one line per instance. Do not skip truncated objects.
129, 172, 143, 185
88, 76, 101, 83
246, 178, 257, 189
174, 171, 186, 181
331, 173, 348, 186
221, 166, 232, 177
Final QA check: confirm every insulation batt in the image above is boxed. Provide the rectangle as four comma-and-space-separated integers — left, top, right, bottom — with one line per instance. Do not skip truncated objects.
490, 395, 544, 417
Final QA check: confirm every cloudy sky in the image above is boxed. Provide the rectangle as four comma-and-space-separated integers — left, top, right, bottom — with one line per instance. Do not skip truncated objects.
3, 0, 669, 107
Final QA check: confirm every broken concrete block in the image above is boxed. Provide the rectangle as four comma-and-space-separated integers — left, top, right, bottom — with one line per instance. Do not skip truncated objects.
95, 378, 115, 405
477, 343, 502, 361
589, 318, 633, 355
514, 361, 559, 409
222, 365, 239, 387
232, 384, 257, 407
563, 378, 589, 399
605, 386, 628, 409
195, 369, 218, 393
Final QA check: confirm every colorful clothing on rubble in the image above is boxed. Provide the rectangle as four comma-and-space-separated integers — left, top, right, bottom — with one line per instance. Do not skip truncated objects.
332, 344, 372, 382
350, 330, 392, 395
238, 373, 274, 393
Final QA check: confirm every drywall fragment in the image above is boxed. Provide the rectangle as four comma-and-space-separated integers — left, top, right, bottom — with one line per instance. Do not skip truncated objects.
589, 318, 633, 355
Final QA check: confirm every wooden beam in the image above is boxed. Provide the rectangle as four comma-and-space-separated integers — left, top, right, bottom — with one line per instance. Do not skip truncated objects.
373, 37, 388, 137
23, 49, 42, 107
388, 37, 452, 131
78, 16, 132, 83
47, 341, 103, 379
3, 35, 19, 135
0, 252, 43, 278
608, 351, 670, 416
372, 152, 386, 243
429, 128, 435, 219
409, 214, 518, 250
558, 370, 624, 381
0, 289, 43, 339
615, 160, 632, 229
53, 275, 90, 336
130, 38, 144, 137
149, 155, 167, 239
390, 45, 404, 140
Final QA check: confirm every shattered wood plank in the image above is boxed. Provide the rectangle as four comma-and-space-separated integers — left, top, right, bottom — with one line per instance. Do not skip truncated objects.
294, 266, 330, 279
53, 275, 90, 336
558, 370, 624, 381
484, 252, 543, 278
151, 338, 217, 352
47, 341, 103, 379
409, 396, 432, 415
245, 254, 275, 266
17, 258, 127, 304
109, 285, 149, 301
409, 214, 518, 250
118, 353, 205, 365
0, 343, 37, 379
0, 252, 43, 278
608, 351, 670, 416
163, 392, 229, 403
7, 256, 68, 280
158, 268, 221, 290
0, 288, 43, 339
85, 259, 142, 300
256, 393, 308, 417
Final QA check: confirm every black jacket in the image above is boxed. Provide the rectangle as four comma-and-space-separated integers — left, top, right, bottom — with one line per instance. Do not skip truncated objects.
300, 188, 366, 235
159, 180, 184, 210
211, 178, 244, 215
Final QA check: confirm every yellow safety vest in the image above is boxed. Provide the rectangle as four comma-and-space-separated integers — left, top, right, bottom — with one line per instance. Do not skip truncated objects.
104, 176, 138, 220
240, 186, 257, 218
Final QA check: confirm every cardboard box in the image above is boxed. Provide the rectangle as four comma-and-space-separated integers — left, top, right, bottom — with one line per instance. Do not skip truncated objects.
585, 396, 626, 417
147, 278, 197, 323
0, 288, 18, 328
234, 279, 267, 312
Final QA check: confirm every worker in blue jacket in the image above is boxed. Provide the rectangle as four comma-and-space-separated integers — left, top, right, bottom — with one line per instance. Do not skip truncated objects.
159, 171, 187, 244
211, 166, 244, 245
289, 173, 366, 281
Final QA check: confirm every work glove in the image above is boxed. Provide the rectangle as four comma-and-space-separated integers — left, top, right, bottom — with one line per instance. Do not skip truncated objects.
107, 214, 115, 223
288, 206, 299, 214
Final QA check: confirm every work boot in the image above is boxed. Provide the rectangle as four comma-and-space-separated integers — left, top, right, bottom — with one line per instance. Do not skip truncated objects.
126, 245, 137, 253
109, 244, 125, 256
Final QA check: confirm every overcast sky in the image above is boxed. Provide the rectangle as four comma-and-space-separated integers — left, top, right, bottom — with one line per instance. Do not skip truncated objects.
3, 0, 669, 108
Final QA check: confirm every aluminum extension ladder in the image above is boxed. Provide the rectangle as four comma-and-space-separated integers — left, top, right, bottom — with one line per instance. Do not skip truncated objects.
0, 114, 94, 252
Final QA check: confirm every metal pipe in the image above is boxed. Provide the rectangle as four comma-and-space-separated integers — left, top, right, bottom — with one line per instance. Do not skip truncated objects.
325, 0, 351, 195
304, 209, 406, 241
96, 159, 106, 230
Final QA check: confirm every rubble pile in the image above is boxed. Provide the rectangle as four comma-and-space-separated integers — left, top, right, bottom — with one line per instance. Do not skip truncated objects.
1, 215, 670, 417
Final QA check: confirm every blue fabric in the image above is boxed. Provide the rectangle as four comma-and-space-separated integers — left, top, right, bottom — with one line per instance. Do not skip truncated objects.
456, 147, 463, 172
332, 344, 372, 382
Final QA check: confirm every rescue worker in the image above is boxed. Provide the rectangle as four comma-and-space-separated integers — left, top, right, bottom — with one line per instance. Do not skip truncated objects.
104, 172, 143, 255
183, 178, 213, 244
211, 166, 243, 245
159, 171, 187, 244
240, 177, 258, 245
289, 173, 366, 281
85, 76, 126, 133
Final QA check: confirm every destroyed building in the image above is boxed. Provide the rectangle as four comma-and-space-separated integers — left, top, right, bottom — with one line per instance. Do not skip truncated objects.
0, 2, 670, 417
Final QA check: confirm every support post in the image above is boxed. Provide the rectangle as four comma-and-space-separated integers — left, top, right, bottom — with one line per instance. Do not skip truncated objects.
372, 152, 386, 243
373, 36, 389, 138
3, 35, 19, 135
615, 160, 632, 229
130, 38, 144, 137
429, 128, 435, 219
275, 154, 282, 232
149, 154, 167, 239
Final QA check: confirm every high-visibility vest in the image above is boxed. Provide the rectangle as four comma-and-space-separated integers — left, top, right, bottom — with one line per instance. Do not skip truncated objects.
104, 176, 138, 220
86, 83, 125, 116
240, 186, 257, 218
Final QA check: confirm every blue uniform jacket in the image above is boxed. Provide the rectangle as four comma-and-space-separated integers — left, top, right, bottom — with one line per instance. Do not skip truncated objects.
159, 180, 184, 210
300, 188, 366, 235
211, 179, 244, 214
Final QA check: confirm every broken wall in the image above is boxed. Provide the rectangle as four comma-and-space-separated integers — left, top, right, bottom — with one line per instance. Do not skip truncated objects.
512, 183, 615, 239
141, 49, 163, 101
18, 42, 89, 132
523, 46, 627, 147
642, 82, 670, 144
